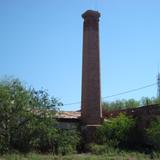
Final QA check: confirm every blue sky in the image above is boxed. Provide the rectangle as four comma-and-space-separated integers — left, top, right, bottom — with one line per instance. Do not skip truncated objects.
0, 0, 160, 111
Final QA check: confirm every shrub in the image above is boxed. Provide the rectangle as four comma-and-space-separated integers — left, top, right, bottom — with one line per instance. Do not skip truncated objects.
56, 130, 80, 155
85, 143, 122, 156
146, 117, 160, 150
0, 135, 8, 154
86, 143, 107, 155
96, 113, 135, 148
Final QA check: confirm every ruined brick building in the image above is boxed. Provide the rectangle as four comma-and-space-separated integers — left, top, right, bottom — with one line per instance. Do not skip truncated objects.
56, 10, 160, 132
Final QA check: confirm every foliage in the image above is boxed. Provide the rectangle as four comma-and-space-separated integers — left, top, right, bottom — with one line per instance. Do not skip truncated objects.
102, 97, 160, 111
0, 77, 81, 155
55, 130, 80, 155
1, 77, 160, 155
140, 97, 155, 106
0, 78, 80, 154
88, 144, 107, 155
102, 99, 140, 111
96, 113, 135, 148
86, 143, 115, 155
146, 117, 160, 150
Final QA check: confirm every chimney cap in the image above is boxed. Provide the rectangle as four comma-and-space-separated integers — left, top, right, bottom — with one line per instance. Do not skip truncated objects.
82, 10, 100, 19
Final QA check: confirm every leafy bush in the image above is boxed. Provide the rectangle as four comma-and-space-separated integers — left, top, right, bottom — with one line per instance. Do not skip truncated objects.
55, 130, 80, 155
146, 117, 160, 150
0, 135, 8, 154
96, 113, 135, 148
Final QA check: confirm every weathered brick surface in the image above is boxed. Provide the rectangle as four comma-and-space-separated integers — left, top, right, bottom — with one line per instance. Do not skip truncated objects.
103, 104, 160, 119
103, 104, 160, 146
81, 10, 102, 125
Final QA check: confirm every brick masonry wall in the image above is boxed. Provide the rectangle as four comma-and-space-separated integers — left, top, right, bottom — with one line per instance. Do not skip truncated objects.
102, 104, 160, 147
103, 104, 160, 119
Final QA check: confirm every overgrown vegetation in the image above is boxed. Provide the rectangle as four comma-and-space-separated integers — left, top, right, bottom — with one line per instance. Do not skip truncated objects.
96, 113, 135, 148
0, 78, 80, 155
91, 114, 160, 155
0, 77, 160, 157
147, 117, 160, 150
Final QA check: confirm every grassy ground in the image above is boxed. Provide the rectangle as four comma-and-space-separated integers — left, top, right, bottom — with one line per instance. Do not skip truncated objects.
0, 152, 160, 160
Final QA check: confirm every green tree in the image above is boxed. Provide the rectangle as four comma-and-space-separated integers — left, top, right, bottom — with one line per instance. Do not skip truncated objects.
0, 78, 61, 153
102, 99, 139, 111
140, 97, 154, 106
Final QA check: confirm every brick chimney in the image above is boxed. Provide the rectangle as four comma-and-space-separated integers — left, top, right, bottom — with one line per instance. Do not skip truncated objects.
81, 10, 102, 125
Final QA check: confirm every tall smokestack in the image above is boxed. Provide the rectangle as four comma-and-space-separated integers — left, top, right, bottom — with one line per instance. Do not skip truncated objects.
81, 10, 102, 125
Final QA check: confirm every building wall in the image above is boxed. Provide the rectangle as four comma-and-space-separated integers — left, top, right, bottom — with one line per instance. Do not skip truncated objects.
103, 104, 160, 119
